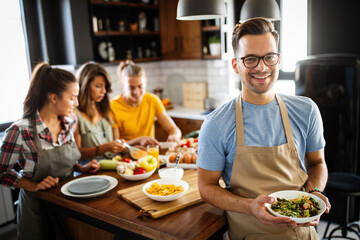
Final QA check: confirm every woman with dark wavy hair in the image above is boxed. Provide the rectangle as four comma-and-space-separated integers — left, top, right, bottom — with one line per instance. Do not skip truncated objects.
0, 62, 100, 240
74, 62, 126, 163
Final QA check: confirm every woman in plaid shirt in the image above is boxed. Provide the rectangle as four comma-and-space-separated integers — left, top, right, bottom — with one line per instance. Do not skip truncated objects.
0, 62, 100, 240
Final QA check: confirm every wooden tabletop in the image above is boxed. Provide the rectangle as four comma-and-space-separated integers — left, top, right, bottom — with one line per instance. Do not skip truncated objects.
37, 170, 227, 240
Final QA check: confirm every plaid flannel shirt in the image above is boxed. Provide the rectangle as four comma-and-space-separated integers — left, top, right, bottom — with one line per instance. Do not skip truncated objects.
0, 112, 77, 188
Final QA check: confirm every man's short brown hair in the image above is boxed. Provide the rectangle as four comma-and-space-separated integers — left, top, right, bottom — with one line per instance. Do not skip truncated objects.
232, 17, 279, 57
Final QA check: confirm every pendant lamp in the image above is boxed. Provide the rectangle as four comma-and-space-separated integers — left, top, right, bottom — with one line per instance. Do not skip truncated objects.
176, 0, 227, 21
239, 0, 281, 23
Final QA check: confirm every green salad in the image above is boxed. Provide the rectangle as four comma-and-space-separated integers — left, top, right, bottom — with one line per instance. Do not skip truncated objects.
270, 194, 321, 218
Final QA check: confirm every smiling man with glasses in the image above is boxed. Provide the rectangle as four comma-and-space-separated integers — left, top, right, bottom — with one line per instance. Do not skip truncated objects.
239, 53, 280, 68
197, 17, 331, 239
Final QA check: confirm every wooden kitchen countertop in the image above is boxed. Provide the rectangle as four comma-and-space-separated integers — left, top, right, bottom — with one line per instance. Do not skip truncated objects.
37, 170, 227, 240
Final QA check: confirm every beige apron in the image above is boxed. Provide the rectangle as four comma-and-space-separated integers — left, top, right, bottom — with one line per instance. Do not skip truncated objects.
17, 119, 81, 240
226, 94, 319, 240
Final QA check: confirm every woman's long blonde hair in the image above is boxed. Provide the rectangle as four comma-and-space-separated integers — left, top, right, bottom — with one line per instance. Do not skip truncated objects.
117, 60, 146, 84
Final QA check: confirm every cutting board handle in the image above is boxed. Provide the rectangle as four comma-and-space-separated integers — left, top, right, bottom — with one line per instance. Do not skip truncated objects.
137, 209, 158, 218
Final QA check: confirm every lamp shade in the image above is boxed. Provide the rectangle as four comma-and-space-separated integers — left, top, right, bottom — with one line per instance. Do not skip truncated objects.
177, 0, 227, 21
239, 0, 281, 23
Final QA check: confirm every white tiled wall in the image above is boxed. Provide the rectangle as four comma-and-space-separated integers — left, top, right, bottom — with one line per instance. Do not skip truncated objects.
103, 59, 231, 104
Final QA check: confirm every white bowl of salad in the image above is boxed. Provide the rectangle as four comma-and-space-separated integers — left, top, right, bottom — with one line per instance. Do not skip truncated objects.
265, 190, 326, 223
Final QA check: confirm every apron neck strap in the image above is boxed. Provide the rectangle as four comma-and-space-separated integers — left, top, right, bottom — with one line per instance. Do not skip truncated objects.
275, 94, 295, 143
235, 94, 245, 146
235, 93, 295, 146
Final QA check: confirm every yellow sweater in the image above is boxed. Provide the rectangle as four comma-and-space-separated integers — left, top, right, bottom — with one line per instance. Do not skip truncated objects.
111, 93, 165, 141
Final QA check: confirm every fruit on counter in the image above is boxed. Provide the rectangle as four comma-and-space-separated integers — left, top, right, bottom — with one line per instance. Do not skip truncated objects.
168, 154, 176, 163
183, 153, 192, 164
191, 153, 197, 164
168, 153, 197, 164
161, 98, 174, 110
134, 167, 147, 175
99, 160, 119, 170
140, 155, 157, 172
161, 98, 172, 106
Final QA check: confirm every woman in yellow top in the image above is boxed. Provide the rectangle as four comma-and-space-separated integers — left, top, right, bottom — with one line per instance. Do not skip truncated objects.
111, 61, 181, 146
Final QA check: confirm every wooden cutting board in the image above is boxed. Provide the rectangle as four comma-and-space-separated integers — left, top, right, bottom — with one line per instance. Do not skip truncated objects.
117, 170, 203, 219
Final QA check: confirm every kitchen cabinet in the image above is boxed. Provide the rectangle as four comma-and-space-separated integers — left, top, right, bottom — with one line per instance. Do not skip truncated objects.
155, 117, 204, 141
89, 0, 161, 63
159, 0, 202, 60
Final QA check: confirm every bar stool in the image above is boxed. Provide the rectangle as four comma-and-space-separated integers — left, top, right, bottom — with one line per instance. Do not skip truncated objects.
322, 172, 360, 239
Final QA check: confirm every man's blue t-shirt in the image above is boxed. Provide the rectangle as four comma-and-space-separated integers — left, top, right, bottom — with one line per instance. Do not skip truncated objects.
197, 94, 326, 188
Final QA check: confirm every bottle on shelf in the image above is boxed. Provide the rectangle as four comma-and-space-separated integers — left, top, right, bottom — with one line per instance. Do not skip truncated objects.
119, 20, 125, 32
92, 16, 98, 33
151, 41, 157, 57
98, 19, 103, 31
126, 50, 133, 60
138, 47, 143, 58
138, 12, 147, 32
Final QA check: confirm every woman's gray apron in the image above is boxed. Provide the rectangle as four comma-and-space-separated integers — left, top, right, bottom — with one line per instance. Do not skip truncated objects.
75, 108, 112, 163
16, 120, 80, 240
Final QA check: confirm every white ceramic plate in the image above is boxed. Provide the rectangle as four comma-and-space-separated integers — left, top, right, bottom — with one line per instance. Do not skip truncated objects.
142, 179, 189, 202
61, 175, 118, 198
67, 177, 110, 194
265, 190, 326, 224
98, 41, 108, 60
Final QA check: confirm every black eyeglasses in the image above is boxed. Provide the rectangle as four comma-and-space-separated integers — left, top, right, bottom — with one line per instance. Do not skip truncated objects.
236, 53, 280, 68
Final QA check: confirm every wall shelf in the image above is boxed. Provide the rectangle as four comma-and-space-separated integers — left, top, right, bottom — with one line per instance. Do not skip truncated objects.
202, 26, 221, 32
94, 31, 160, 37
201, 20, 222, 59
89, 0, 161, 63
